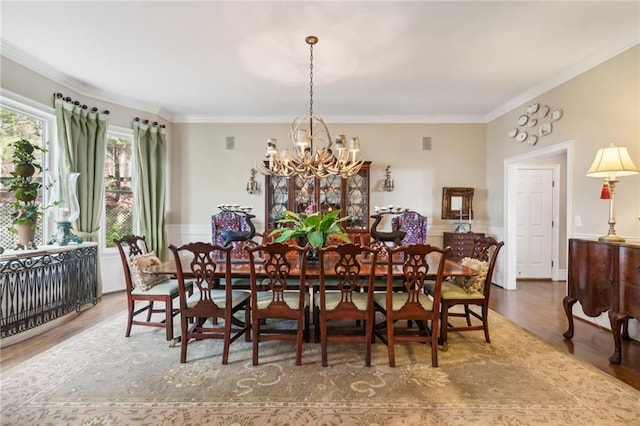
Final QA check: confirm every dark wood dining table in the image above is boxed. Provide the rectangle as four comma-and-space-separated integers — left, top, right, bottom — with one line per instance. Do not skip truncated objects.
146, 252, 478, 280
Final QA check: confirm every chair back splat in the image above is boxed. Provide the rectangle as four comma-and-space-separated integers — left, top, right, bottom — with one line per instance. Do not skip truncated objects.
114, 235, 188, 342
373, 244, 451, 367
246, 242, 311, 366
316, 243, 379, 367
168, 242, 250, 364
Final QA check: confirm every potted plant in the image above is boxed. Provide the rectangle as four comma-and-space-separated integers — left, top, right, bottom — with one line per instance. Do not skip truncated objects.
269, 207, 351, 249
6, 139, 47, 249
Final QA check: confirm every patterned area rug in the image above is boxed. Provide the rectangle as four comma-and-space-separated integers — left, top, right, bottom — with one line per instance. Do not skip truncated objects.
1, 310, 639, 425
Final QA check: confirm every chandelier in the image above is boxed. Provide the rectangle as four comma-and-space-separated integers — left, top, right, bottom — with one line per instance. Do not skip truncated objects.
256, 36, 363, 179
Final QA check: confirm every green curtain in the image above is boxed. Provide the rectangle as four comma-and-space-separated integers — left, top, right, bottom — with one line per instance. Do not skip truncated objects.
133, 120, 168, 260
54, 97, 108, 243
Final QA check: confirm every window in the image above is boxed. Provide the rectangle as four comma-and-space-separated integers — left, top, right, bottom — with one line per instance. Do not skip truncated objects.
102, 128, 136, 249
0, 102, 54, 249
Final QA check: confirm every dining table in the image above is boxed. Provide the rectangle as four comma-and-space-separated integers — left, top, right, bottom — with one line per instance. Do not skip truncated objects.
146, 251, 478, 281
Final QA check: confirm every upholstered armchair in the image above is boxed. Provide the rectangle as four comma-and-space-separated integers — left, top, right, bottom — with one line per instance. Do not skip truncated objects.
391, 210, 428, 245
211, 210, 255, 257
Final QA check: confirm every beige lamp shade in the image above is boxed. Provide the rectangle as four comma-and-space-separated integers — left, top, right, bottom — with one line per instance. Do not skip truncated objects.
586, 143, 639, 178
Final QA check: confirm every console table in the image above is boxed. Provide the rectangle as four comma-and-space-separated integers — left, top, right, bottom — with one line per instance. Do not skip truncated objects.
0, 243, 98, 338
563, 238, 640, 364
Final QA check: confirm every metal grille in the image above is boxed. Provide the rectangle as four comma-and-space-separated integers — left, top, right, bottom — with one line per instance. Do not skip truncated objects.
0, 244, 98, 337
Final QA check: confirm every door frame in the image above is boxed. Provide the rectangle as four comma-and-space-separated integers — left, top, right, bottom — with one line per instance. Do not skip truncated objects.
503, 140, 574, 290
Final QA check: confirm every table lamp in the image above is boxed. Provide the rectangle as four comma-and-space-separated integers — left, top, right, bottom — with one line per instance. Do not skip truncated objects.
586, 143, 638, 242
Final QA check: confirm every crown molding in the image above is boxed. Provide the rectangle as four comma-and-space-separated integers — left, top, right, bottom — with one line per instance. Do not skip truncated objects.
170, 114, 487, 124
485, 30, 640, 123
1, 39, 175, 122
3, 30, 638, 126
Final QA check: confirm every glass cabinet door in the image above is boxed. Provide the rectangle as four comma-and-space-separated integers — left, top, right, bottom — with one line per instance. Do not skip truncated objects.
292, 176, 315, 214
319, 174, 342, 214
266, 175, 289, 229
345, 167, 369, 230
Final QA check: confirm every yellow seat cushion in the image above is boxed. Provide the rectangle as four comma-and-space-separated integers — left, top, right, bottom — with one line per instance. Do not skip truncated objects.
373, 292, 434, 312
255, 290, 309, 310
315, 292, 369, 311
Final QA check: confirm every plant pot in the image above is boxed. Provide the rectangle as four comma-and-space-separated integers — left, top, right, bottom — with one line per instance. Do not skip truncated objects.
15, 223, 36, 249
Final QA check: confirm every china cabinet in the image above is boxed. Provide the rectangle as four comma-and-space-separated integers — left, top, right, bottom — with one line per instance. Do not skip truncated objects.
264, 162, 371, 236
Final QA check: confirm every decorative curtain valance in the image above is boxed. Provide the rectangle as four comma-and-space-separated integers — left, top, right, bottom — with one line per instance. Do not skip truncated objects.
133, 117, 168, 260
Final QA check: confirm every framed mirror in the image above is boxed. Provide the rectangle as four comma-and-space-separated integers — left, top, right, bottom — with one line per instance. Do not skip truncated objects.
441, 187, 474, 220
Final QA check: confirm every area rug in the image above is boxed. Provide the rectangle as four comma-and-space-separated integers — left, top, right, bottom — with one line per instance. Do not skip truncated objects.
1, 310, 639, 426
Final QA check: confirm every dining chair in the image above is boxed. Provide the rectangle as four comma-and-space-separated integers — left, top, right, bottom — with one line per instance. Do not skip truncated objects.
246, 242, 310, 366
432, 236, 504, 345
168, 242, 251, 364
114, 235, 191, 341
373, 244, 451, 367
316, 243, 379, 367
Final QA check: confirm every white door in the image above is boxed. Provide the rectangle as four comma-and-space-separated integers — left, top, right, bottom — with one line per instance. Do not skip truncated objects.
516, 168, 553, 279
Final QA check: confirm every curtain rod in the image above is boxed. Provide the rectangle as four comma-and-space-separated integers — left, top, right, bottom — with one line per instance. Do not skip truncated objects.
134, 117, 166, 128
53, 92, 110, 114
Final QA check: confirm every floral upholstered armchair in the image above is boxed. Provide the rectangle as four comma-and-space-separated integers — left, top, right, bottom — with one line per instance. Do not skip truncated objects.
391, 210, 428, 245
211, 210, 255, 257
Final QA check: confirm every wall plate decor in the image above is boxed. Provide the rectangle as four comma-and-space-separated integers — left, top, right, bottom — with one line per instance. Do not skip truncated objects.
539, 122, 552, 136
527, 118, 537, 127
550, 109, 563, 121
527, 135, 538, 146
527, 103, 539, 114
538, 105, 550, 118
516, 131, 528, 142
508, 128, 519, 138
517, 114, 529, 126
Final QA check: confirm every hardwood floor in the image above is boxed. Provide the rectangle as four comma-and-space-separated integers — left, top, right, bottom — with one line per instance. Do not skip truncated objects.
491, 279, 640, 390
2, 280, 639, 391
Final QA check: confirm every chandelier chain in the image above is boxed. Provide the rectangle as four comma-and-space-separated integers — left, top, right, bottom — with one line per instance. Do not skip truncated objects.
309, 42, 314, 119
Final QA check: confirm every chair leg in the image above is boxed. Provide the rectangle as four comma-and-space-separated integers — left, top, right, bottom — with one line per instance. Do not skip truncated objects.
387, 316, 395, 367
244, 304, 251, 342
252, 316, 260, 366
440, 302, 449, 346
126, 301, 135, 337
430, 326, 439, 367
296, 314, 304, 366
146, 301, 154, 321
222, 314, 232, 365
320, 316, 328, 367
482, 305, 491, 343
314, 306, 320, 343
303, 306, 310, 343
464, 305, 472, 326
365, 318, 372, 367
180, 316, 189, 363
164, 297, 173, 341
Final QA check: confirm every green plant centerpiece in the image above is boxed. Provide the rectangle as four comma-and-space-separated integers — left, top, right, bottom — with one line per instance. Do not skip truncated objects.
6, 139, 47, 249
269, 207, 351, 257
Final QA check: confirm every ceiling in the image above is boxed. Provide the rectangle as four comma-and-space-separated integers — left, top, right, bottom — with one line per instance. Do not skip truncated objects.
1, 1, 639, 123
